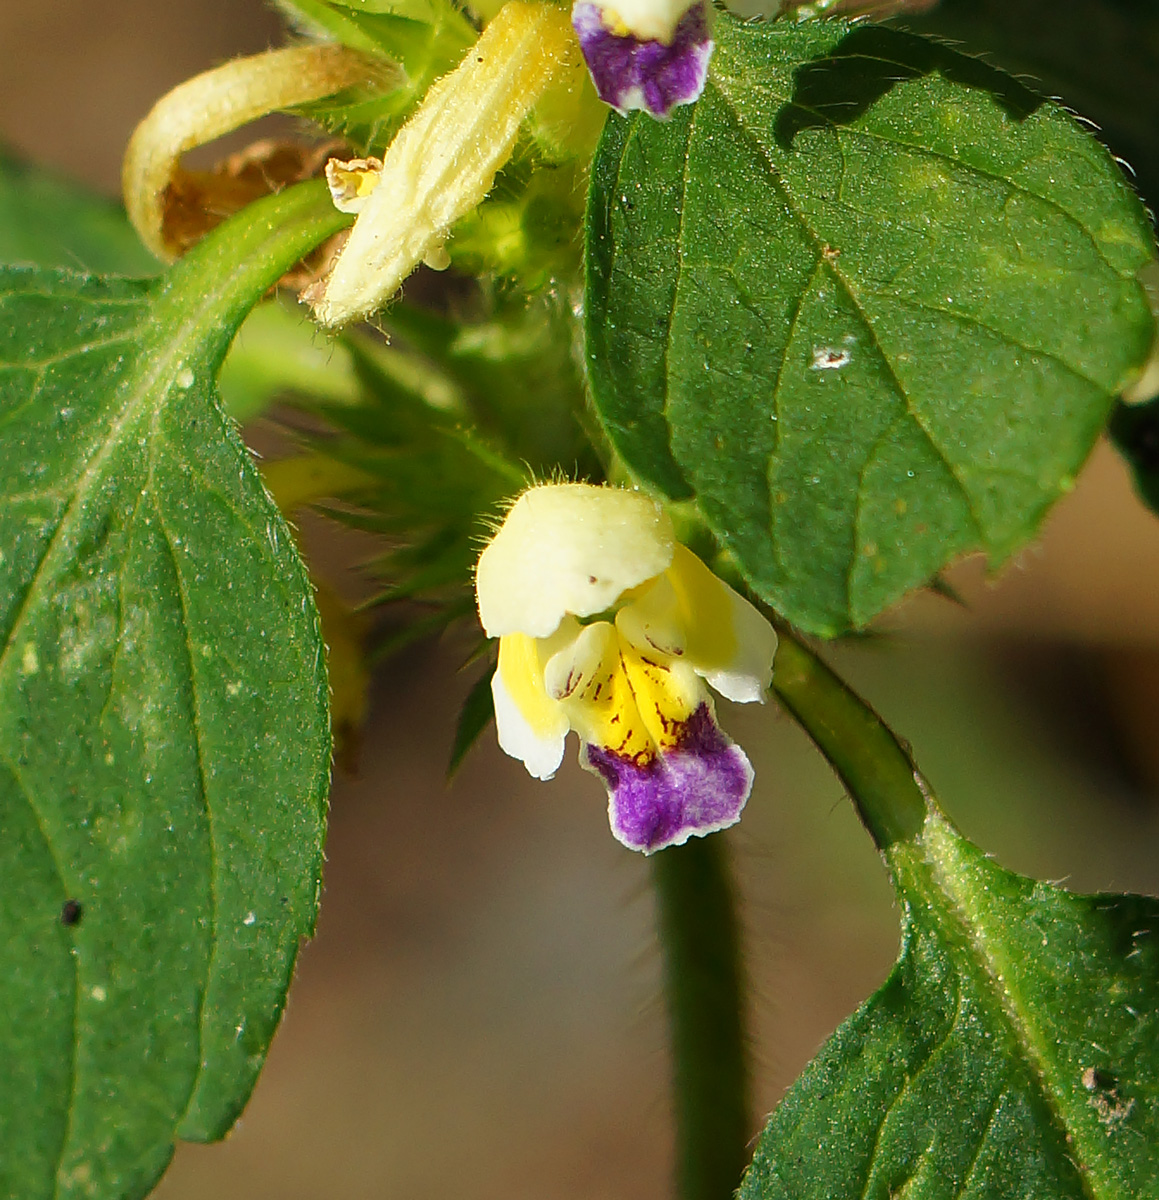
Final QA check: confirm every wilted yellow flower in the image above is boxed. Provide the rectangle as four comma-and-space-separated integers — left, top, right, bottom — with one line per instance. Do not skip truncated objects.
307, 0, 580, 326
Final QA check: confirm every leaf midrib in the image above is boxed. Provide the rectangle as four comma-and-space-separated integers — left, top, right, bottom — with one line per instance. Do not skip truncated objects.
0, 275, 228, 683
918, 812, 1105, 1200
706, 86, 989, 580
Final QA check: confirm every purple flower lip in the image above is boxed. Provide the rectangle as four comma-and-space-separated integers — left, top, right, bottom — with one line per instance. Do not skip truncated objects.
571, 0, 714, 120
584, 705, 753, 853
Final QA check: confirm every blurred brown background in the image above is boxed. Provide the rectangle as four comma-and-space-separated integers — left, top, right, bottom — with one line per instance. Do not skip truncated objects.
3, 3, 1159, 1197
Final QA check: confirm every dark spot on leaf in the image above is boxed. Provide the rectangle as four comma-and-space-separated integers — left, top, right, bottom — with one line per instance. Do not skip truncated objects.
60, 899, 83, 927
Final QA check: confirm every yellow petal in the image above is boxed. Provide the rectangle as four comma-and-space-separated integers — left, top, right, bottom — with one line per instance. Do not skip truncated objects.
493, 629, 572, 778
615, 621, 706, 750
614, 572, 687, 660
324, 156, 384, 215
663, 544, 776, 703
476, 483, 675, 639
544, 621, 655, 763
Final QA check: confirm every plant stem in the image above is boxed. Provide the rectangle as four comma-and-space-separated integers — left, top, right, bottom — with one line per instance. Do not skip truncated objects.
152, 178, 352, 373
648, 628, 928, 1200
651, 836, 749, 1200
770, 627, 930, 851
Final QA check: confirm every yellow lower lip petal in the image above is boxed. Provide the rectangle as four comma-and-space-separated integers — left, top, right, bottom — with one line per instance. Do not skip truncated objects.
617, 633, 705, 751
546, 621, 655, 763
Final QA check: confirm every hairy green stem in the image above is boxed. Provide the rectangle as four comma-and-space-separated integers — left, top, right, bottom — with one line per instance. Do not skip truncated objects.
771, 627, 930, 850
651, 836, 749, 1200
648, 627, 931, 1200
152, 178, 352, 372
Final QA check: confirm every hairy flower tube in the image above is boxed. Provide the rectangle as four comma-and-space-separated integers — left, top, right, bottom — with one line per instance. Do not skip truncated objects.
571, 0, 714, 118
307, 0, 579, 326
476, 484, 777, 853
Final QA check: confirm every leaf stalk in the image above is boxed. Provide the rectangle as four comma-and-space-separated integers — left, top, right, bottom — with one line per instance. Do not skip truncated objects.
770, 627, 929, 850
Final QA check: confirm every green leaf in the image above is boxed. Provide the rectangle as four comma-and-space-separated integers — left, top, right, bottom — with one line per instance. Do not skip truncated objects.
741, 810, 1159, 1199
584, 16, 1156, 636
447, 661, 496, 779
0, 148, 159, 276
0, 151, 321, 429
894, 0, 1159, 213
275, 0, 475, 153
0, 181, 348, 1199
750, 632, 1159, 1199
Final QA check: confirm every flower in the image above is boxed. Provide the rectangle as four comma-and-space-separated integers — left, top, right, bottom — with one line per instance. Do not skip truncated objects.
306, 0, 580, 326
571, 0, 714, 119
122, 44, 387, 261
476, 483, 777, 853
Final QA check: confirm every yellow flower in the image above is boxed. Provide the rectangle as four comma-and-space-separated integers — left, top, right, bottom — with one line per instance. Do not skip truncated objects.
476, 483, 777, 852
307, 0, 583, 326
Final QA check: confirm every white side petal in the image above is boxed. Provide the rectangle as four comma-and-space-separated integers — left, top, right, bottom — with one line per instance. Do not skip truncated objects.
543, 620, 619, 702
492, 668, 568, 781
663, 544, 777, 704
477, 483, 675, 638
702, 585, 777, 703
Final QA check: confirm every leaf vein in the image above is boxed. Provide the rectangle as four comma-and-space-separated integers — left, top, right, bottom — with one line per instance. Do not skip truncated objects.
0, 332, 139, 373
836, 122, 1121, 276
855, 973, 965, 1200
152, 496, 219, 1132
952, 1089, 1005, 1200
712, 92, 988, 543
718, 51, 1121, 278
0, 364, 47, 430
860, 290, 1108, 392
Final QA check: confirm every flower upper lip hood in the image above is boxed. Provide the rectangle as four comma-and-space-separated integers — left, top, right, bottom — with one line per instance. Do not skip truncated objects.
475, 482, 778, 853
476, 483, 676, 639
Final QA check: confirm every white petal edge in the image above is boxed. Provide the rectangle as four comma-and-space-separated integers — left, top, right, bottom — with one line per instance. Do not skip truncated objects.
700, 588, 777, 704
491, 667, 568, 781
